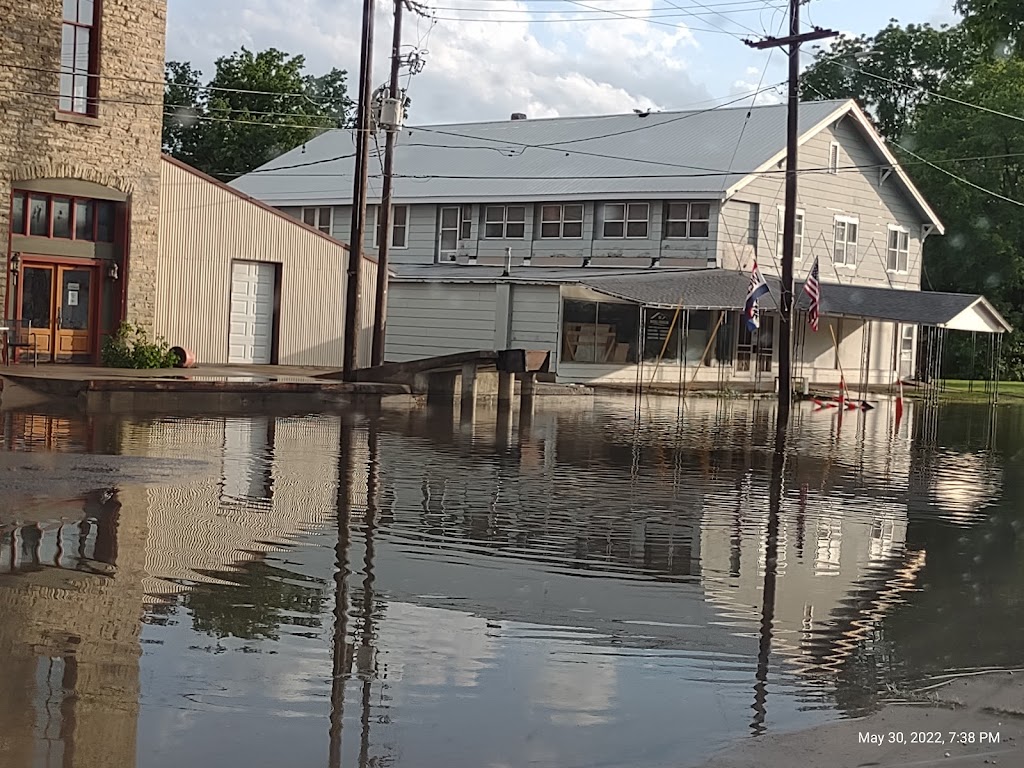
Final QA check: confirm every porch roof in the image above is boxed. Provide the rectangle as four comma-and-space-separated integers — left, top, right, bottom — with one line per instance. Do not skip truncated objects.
581, 269, 1012, 334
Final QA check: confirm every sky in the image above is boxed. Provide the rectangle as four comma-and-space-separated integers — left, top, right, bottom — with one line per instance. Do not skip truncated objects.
165, 0, 957, 125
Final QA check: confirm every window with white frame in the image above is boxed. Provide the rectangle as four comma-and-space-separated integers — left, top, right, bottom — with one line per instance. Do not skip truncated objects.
775, 208, 805, 261
665, 202, 711, 238
302, 207, 333, 234
375, 204, 409, 247
439, 206, 472, 252
887, 226, 910, 273
828, 142, 840, 174
484, 205, 526, 239
901, 324, 915, 360
833, 215, 859, 267
539, 204, 584, 239
602, 202, 650, 238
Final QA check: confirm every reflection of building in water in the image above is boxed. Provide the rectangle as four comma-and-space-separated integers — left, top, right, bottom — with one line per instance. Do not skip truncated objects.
115, 415, 350, 596
0, 488, 147, 768
532, 647, 618, 726
697, 404, 925, 678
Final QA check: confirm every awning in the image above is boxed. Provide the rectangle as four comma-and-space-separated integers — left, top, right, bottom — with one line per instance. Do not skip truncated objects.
582, 269, 1012, 334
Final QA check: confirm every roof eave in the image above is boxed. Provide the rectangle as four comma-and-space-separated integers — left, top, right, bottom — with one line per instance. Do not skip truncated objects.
723, 100, 945, 234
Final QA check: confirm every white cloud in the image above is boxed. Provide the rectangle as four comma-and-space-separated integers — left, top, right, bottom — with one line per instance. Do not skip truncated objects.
166, 0, 713, 124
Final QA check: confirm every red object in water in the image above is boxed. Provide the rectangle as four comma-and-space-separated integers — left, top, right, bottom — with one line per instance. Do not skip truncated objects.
895, 379, 905, 425
169, 346, 197, 368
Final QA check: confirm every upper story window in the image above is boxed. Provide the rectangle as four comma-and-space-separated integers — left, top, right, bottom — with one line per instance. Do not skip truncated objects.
834, 215, 859, 267
603, 203, 649, 239
484, 205, 526, 239
887, 226, 910, 273
61, 0, 100, 116
539, 204, 584, 239
11, 191, 115, 242
375, 204, 409, 248
775, 207, 805, 261
439, 205, 472, 251
302, 207, 332, 234
828, 142, 840, 174
665, 202, 711, 239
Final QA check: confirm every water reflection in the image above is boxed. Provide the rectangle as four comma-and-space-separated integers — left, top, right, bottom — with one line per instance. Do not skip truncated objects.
0, 399, 1020, 767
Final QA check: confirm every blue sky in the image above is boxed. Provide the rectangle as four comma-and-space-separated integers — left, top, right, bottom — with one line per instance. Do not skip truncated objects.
165, 0, 958, 124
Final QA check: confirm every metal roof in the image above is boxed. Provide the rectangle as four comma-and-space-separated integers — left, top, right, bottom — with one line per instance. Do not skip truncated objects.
392, 264, 1009, 332
391, 263, 697, 284
583, 269, 1010, 332
231, 100, 851, 206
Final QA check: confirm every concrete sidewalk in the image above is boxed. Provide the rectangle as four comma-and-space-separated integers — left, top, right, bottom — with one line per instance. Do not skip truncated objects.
0, 363, 413, 413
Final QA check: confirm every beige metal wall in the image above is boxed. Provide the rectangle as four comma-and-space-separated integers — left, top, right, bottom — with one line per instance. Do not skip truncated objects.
156, 158, 376, 367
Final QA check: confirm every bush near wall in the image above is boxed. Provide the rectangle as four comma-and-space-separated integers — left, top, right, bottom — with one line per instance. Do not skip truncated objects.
102, 323, 178, 369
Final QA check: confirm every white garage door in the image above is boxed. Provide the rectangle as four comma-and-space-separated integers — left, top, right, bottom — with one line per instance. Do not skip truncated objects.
228, 261, 276, 364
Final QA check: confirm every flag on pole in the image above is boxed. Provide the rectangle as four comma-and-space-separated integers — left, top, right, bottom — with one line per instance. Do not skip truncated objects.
804, 256, 821, 332
744, 260, 770, 332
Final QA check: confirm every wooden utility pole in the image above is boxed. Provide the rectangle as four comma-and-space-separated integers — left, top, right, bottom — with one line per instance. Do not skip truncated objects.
746, 3, 836, 430
342, 0, 377, 379
371, 0, 405, 367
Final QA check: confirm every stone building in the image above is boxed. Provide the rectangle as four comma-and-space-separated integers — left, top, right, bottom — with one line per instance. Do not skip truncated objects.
1, 0, 166, 361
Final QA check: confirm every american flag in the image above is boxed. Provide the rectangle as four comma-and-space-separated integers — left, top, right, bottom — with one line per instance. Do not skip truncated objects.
804, 257, 821, 332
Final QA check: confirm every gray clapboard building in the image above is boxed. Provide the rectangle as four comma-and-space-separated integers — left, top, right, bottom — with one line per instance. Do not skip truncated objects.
233, 99, 1009, 387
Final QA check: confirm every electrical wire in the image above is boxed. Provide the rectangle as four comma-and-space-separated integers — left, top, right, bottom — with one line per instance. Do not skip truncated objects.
222, 152, 1024, 181
892, 143, 1024, 209
800, 49, 1024, 126
0, 61, 347, 106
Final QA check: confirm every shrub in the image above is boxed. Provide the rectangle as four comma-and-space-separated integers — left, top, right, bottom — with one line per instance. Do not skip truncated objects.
101, 323, 179, 369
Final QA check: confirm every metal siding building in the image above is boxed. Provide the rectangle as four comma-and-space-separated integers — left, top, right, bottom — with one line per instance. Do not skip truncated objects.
156, 157, 376, 367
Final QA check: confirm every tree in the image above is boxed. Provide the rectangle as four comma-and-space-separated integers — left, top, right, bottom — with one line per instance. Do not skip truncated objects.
803, 19, 1024, 379
163, 61, 204, 165
801, 22, 980, 141
956, 0, 1024, 56
162, 48, 351, 179
907, 58, 1024, 378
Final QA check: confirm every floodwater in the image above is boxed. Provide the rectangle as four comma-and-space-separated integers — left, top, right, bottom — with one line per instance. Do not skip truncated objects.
0, 397, 1021, 768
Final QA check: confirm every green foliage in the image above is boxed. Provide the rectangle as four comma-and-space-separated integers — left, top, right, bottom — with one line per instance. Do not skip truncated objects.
801, 22, 981, 141
162, 48, 352, 179
803, 12, 1024, 380
956, 0, 1024, 57
184, 561, 326, 641
102, 323, 178, 369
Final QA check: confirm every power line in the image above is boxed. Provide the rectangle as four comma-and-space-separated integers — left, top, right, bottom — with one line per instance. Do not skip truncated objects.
892, 142, 1024, 209
429, 1, 782, 14
562, 0, 746, 37
801, 49, 1024, 126
0, 61, 348, 105
526, 85, 785, 147
219, 152, 1024, 182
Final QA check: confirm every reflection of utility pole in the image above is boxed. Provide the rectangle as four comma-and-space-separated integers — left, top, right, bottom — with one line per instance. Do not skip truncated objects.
358, 429, 381, 768
751, 440, 787, 734
329, 420, 355, 768
745, 3, 837, 431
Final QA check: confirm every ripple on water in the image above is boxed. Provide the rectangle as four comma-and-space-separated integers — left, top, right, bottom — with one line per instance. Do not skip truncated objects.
0, 399, 1020, 767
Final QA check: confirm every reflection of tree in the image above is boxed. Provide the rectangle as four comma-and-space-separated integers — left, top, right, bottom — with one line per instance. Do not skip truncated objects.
184, 561, 326, 641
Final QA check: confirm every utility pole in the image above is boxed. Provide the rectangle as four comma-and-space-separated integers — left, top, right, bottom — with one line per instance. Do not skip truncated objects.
342, 0, 377, 379
371, 0, 405, 367
746, 3, 836, 431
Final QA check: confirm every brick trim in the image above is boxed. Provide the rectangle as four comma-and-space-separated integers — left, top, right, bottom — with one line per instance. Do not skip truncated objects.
10, 161, 133, 196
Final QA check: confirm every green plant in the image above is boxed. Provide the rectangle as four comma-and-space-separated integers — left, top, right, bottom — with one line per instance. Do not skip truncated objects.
102, 323, 179, 369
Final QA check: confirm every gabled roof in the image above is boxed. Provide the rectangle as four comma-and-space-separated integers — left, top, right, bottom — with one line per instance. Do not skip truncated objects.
725, 100, 944, 233
232, 100, 848, 205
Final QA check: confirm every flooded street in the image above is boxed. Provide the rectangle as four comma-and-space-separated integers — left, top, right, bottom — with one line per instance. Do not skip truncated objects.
1, 398, 1022, 767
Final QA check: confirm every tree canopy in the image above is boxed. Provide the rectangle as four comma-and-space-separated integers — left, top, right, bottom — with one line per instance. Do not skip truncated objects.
802, 10, 1024, 379
162, 48, 351, 179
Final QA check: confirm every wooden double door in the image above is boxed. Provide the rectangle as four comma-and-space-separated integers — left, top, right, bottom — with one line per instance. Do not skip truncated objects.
19, 262, 96, 362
